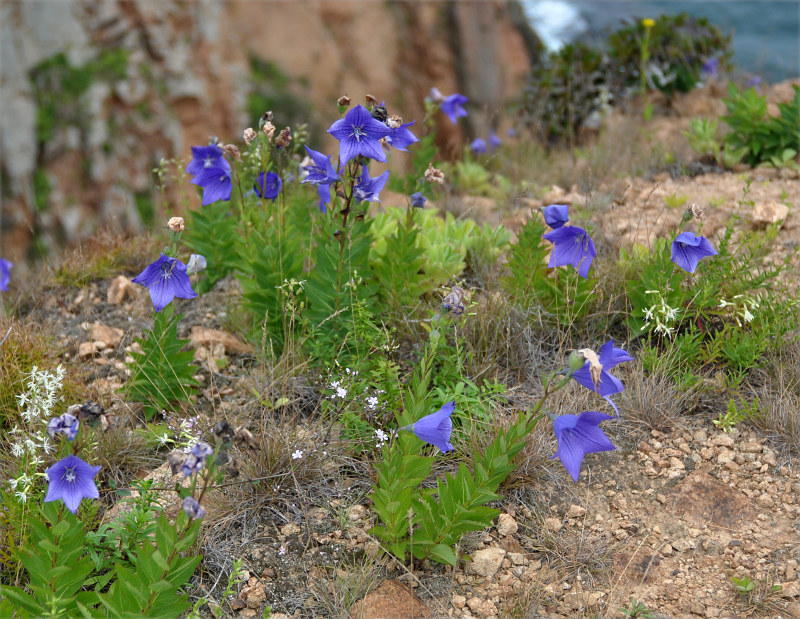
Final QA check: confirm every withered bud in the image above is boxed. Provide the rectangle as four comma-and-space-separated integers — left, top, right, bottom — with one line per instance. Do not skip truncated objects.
576, 348, 602, 387
243, 127, 257, 145
689, 203, 705, 221
74, 400, 105, 426
337, 95, 351, 108
387, 115, 403, 129
262, 121, 276, 140
208, 135, 220, 145
213, 420, 235, 443
365, 94, 379, 107
424, 163, 445, 184
261, 110, 274, 123
234, 425, 258, 449
441, 285, 468, 315
275, 127, 292, 148
167, 451, 188, 476
223, 143, 241, 162
371, 104, 388, 122
167, 216, 185, 232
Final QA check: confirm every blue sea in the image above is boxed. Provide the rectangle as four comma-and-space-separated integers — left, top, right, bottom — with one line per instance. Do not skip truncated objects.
521, 0, 800, 83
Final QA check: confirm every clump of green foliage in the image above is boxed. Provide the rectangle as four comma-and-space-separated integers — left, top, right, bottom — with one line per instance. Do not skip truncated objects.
125, 306, 198, 420
623, 187, 798, 383
608, 13, 732, 96
684, 85, 800, 168
519, 13, 731, 143
502, 214, 596, 326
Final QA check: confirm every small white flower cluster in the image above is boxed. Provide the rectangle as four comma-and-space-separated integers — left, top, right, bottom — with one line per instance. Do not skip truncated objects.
17, 365, 65, 422
329, 380, 348, 399
719, 294, 759, 327
6, 365, 64, 503
643, 290, 681, 338
158, 415, 202, 450
292, 449, 304, 460
366, 396, 379, 410
374, 428, 389, 449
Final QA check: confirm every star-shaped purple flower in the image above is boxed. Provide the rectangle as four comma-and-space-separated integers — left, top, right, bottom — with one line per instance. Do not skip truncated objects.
47, 413, 80, 441
671, 232, 718, 273
186, 144, 230, 177
401, 401, 455, 453
254, 171, 283, 201
543, 204, 569, 229
572, 340, 634, 413
551, 412, 615, 481
44, 454, 101, 513
132, 253, 198, 313
353, 166, 390, 203
385, 121, 419, 152
441, 93, 468, 124
301, 146, 340, 185
470, 138, 487, 155
328, 104, 393, 167
190, 165, 232, 206
543, 225, 596, 278
0, 258, 11, 292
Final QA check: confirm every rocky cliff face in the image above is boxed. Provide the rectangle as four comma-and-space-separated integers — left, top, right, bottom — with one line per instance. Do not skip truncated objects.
0, 0, 536, 262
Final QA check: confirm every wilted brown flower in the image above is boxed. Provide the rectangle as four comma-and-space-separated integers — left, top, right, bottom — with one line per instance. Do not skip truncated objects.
337, 95, 351, 108
365, 94, 379, 107
262, 121, 276, 140
275, 127, 292, 148
387, 115, 403, 129
576, 348, 602, 387
688, 203, 705, 221
441, 285, 469, 315
243, 128, 257, 145
222, 143, 241, 162
424, 163, 445, 184
167, 216, 185, 232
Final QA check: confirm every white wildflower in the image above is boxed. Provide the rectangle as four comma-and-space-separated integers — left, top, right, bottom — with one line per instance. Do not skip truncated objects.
366, 396, 379, 410
292, 450, 303, 460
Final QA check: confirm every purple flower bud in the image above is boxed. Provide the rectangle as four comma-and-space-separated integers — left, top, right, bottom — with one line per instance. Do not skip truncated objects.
182, 496, 205, 519
542, 204, 569, 229
400, 401, 455, 453
410, 192, 427, 209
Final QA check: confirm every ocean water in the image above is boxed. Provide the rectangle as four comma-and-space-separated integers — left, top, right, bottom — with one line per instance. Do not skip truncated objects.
521, 0, 800, 83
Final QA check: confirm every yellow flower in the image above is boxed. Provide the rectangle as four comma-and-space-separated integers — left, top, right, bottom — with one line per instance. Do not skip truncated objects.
642, 18, 655, 28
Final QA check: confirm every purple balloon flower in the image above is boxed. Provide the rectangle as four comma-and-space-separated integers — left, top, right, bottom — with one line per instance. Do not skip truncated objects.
47, 413, 80, 441
572, 340, 634, 414
254, 171, 283, 201
328, 104, 393, 167
385, 121, 419, 151
671, 232, 718, 273
0, 258, 11, 292
441, 93, 468, 124
402, 401, 455, 453
470, 138, 487, 155
410, 192, 427, 209
353, 166, 390, 203
317, 184, 331, 213
186, 144, 230, 177
181, 441, 213, 477
182, 496, 205, 519
542, 225, 596, 278
702, 57, 719, 79
551, 412, 615, 481
190, 165, 232, 206
543, 204, 569, 229
132, 253, 198, 313
489, 130, 502, 150
301, 146, 340, 185
44, 454, 101, 513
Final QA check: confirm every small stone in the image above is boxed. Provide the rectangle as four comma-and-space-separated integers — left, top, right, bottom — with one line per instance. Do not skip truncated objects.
280, 522, 301, 537
350, 579, 430, 618
467, 548, 506, 580
545, 517, 562, 533
566, 504, 586, 518
90, 323, 125, 348
496, 513, 518, 537
108, 275, 137, 305
712, 434, 735, 448
507, 552, 525, 566
452, 594, 466, 609
348, 504, 368, 522
756, 494, 775, 509
656, 493, 667, 504
189, 326, 252, 355
752, 201, 789, 227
